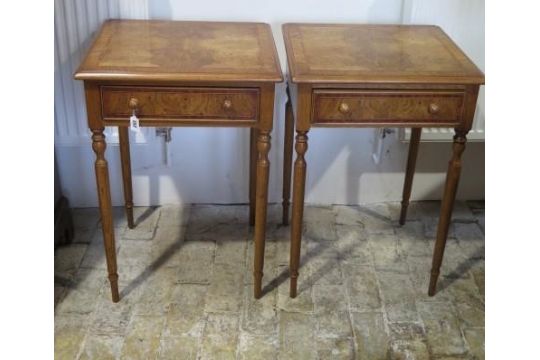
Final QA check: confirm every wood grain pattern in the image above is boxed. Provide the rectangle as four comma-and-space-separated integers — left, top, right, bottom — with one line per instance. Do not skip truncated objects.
91, 128, 119, 302
75, 20, 283, 82
428, 85, 479, 296
101, 86, 259, 122
312, 90, 464, 126
253, 84, 275, 298
253, 131, 271, 299
83, 82, 120, 302
283, 24, 484, 298
76, 20, 282, 301
283, 23, 484, 84
429, 130, 467, 296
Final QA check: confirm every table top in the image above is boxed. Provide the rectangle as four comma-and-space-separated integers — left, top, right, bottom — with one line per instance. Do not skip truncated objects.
282, 23, 484, 85
75, 20, 283, 83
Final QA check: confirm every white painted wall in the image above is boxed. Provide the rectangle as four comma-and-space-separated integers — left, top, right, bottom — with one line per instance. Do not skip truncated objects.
55, 0, 485, 207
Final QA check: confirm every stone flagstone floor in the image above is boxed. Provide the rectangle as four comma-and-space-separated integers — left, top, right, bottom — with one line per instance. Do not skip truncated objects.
54, 201, 485, 360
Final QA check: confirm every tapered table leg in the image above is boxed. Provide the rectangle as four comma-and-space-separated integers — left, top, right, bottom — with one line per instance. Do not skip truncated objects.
399, 128, 421, 225
91, 128, 120, 303
118, 127, 134, 229
290, 131, 308, 298
282, 95, 294, 225
249, 128, 258, 226
428, 130, 468, 296
253, 130, 271, 298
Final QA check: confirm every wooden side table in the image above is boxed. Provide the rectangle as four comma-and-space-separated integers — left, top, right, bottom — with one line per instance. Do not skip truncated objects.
281, 23, 484, 297
75, 20, 282, 301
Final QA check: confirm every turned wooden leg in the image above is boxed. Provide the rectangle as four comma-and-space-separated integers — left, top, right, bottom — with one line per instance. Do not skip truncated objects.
118, 127, 134, 229
428, 130, 468, 296
249, 128, 258, 226
399, 128, 421, 225
92, 128, 120, 303
282, 96, 294, 225
253, 130, 271, 298
290, 131, 308, 298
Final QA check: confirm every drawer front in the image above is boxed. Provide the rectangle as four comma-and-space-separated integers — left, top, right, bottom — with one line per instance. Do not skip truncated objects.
312, 90, 465, 126
101, 86, 259, 123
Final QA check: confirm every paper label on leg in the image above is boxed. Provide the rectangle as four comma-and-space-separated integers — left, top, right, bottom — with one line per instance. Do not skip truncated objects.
130, 115, 140, 132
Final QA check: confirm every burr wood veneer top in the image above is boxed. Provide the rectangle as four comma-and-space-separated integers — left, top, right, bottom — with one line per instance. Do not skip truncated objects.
75, 19, 283, 83
282, 23, 484, 84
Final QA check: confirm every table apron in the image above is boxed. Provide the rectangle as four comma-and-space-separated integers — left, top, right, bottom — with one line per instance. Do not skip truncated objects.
311, 121, 462, 128
100, 85, 261, 126
102, 118, 259, 127
310, 89, 465, 127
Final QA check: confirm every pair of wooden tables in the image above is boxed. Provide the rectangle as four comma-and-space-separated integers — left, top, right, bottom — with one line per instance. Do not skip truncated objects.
74, 20, 484, 302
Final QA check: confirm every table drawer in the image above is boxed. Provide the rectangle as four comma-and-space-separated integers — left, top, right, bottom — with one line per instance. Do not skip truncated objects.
312, 90, 465, 125
101, 86, 259, 122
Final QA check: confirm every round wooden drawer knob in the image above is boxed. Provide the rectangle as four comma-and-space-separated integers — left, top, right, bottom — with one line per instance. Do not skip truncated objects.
338, 102, 350, 114
222, 99, 233, 109
129, 97, 139, 110
428, 103, 440, 114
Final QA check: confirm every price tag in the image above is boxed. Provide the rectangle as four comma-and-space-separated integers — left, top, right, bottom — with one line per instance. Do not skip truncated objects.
130, 114, 140, 132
